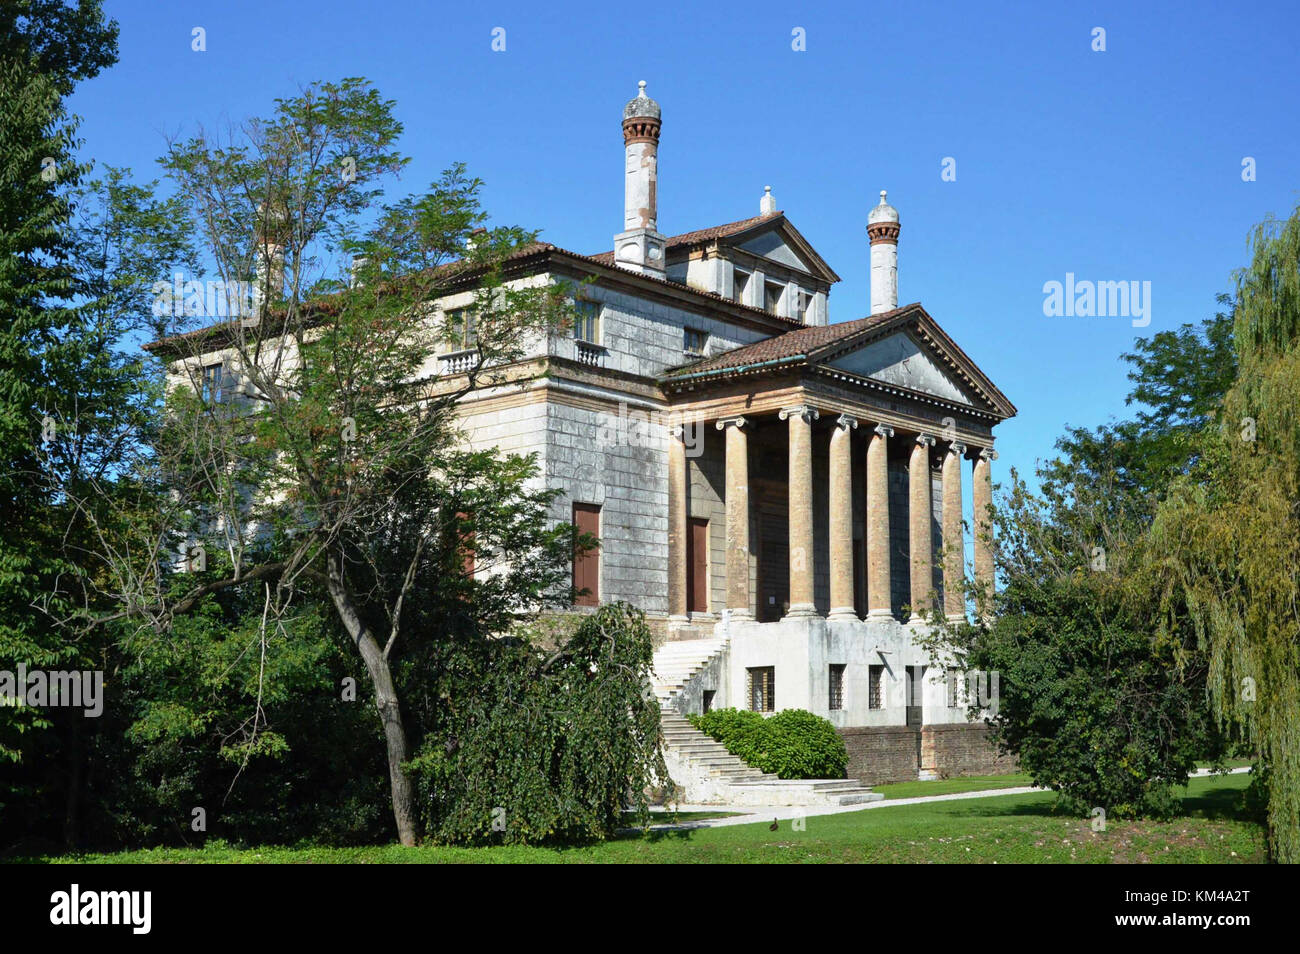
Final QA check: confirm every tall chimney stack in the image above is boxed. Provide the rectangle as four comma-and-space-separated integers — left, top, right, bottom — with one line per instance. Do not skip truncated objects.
867, 190, 900, 314
613, 81, 667, 278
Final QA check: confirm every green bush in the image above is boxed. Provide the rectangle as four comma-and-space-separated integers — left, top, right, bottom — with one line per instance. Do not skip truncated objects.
689, 707, 847, 780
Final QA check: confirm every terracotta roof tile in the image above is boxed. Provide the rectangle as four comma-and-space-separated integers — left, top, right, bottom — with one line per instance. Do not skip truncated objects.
588, 211, 782, 265
665, 303, 920, 377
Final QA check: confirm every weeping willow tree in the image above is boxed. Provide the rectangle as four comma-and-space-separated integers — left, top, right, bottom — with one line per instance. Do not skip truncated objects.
1151, 203, 1300, 862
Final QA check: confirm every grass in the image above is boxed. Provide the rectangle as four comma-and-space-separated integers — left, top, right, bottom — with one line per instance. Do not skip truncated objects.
871, 773, 1035, 800
24, 773, 1265, 864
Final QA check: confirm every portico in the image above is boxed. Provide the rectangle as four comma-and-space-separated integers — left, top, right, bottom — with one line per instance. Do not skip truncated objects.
662, 305, 1012, 635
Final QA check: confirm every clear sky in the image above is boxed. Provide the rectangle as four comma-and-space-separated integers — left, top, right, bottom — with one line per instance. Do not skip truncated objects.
68, 0, 1300, 490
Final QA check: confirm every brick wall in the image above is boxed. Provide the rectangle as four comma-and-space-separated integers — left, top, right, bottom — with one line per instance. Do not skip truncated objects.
920, 723, 1018, 777
839, 726, 919, 784
840, 723, 1018, 784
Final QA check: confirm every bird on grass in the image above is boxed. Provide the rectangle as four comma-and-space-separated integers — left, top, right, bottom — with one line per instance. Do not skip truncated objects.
769, 819, 779, 831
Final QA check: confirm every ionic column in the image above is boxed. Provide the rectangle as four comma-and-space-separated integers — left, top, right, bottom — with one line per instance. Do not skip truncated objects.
908, 434, 936, 623
779, 405, 819, 619
942, 441, 967, 621
866, 422, 894, 619
828, 414, 859, 620
716, 416, 752, 620
667, 425, 689, 626
973, 447, 997, 618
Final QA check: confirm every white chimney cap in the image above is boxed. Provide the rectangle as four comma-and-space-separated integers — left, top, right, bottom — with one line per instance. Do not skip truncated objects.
868, 189, 899, 224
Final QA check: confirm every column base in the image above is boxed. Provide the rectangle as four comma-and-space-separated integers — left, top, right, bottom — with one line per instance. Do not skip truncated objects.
827, 607, 860, 622
782, 603, 820, 621
866, 608, 895, 621
945, 613, 968, 625
906, 613, 932, 629
724, 608, 754, 622
667, 614, 691, 627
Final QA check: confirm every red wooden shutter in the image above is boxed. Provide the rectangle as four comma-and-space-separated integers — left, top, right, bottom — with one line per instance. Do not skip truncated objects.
572, 502, 601, 605
687, 518, 708, 613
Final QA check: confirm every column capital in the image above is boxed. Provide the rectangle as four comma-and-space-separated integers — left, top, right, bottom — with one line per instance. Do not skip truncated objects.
947, 440, 967, 457
915, 433, 936, 447
834, 414, 859, 431
779, 405, 820, 424
715, 415, 748, 430
873, 422, 895, 439
978, 447, 999, 462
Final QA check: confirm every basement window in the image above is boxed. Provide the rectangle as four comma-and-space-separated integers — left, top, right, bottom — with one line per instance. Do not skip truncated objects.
747, 666, 775, 713
828, 664, 845, 711
869, 665, 884, 710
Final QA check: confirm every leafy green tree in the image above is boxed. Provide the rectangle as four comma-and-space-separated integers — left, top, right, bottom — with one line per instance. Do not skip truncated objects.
1151, 203, 1300, 861
65, 80, 624, 846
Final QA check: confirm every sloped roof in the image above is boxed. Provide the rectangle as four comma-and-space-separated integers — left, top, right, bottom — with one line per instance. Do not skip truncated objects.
663, 302, 1017, 420
143, 241, 806, 356
590, 211, 840, 283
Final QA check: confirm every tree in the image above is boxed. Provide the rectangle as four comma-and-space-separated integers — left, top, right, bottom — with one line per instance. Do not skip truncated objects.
1151, 203, 1300, 861
0, 0, 119, 845
61, 80, 587, 845
922, 298, 1238, 819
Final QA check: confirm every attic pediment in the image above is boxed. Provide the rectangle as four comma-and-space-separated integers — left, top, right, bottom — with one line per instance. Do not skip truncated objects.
825, 331, 974, 406
736, 229, 813, 273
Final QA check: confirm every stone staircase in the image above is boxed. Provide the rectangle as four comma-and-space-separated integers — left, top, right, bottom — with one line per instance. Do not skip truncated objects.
653, 639, 882, 808
652, 636, 727, 709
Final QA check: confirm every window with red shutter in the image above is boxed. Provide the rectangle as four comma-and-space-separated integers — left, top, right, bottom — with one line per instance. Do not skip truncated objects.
572, 502, 601, 606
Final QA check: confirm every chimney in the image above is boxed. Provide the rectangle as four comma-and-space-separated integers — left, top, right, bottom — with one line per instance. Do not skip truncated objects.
760, 185, 776, 216
254, 202, 287, 302
867, 190, 900, 314
613, 81, 667, 277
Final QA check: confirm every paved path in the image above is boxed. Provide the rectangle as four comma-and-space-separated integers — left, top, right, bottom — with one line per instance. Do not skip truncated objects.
644, 766, 1251, 832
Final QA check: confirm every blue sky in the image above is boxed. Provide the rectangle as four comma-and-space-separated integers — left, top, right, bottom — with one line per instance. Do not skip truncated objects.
69, 0, 1300, 489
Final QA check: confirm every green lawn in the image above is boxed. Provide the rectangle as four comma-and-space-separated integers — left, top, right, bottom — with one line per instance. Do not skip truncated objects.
24, 773, 1265, 864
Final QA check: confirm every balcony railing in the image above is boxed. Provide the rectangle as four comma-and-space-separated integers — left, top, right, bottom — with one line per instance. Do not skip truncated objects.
575, 340, 606, 368
439, 348, 479, 375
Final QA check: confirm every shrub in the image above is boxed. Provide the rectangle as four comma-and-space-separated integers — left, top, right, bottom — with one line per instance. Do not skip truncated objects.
409, 602, 671, 845
689, 707, 847, 780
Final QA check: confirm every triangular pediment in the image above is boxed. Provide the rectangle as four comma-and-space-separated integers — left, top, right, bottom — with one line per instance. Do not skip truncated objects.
826, 330, 975, 406
736, 229, 812, 272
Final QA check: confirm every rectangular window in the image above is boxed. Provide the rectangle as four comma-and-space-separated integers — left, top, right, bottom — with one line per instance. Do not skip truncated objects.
574, 299, 601, 343
733, 269, 749, 304
201, 363, 226, 404
445, 307, 477, 351
683, 326, 707, 356
796, 289, 810, 323
947, 668, 961, 707
829, 664, 845, 711
747, 666, 775, 712
572, 502, 601, 606
869, 664, 884, 710
764, 281, 784, 315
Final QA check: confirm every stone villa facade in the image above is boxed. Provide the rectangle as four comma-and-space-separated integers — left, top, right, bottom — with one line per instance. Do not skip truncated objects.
152, 82, 1018, 787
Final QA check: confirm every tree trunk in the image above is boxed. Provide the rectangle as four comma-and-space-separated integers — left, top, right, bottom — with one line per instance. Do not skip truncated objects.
326, 550, 418, 846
